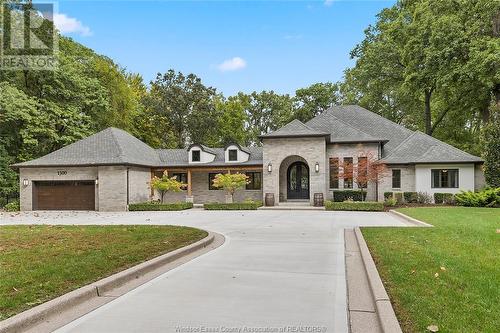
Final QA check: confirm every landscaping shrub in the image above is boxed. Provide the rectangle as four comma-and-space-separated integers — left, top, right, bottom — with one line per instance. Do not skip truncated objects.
394, 192, 404, 204
204, 201, 263, 210
434, 193, 455, 204
128, 201, 193, 211
332, 190, 366, 202
416, 191, 432, 204
384, 192, 393, 200
384, 197, 397, 207
403, 191, 418, 203
455, 188, 500, 207
325, 200, 384, 211
4, 200, 20, 212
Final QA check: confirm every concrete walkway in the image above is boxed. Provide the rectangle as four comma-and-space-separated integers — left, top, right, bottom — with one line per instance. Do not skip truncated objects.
0, 210, 405, 333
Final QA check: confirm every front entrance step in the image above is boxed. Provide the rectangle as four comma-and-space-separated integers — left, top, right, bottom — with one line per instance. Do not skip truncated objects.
258, 205, 325, 211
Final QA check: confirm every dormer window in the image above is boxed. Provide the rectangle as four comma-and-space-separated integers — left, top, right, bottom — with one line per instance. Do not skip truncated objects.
192, 150, 200, 162
228, 149, 238, 161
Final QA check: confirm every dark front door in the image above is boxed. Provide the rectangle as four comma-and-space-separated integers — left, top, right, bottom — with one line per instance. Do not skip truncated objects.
287, 161, 310, 200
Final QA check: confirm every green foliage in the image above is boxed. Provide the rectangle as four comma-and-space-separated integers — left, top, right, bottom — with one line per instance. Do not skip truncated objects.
384, 197, 398, 207
434, 193, 455, 205
211, 173, 249, 199
332, 190, 367, 202
293, 82, 340, 122
4, 200, 20, 212
204, 201, 263, 210
394, 192, 404, 204
384, 192, 393, 200
150, 172, 186, 203
325, 200, 384, 211
455, 188, 500, 207
481, 111, 500, 187
403, 192, 418, 203
128, 202, 193, 211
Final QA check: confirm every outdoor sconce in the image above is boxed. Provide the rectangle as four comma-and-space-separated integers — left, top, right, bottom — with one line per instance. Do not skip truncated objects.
315, 162, 320, 173
267, 163, 273, 173
95, 179, 99, 185
22, 179, 29, 187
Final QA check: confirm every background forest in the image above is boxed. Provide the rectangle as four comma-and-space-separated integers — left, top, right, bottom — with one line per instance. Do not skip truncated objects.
1, 0, 499, 205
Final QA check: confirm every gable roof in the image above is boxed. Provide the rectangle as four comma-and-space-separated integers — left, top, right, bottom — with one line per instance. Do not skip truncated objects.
187, 143, 217, 155
259, 119, 329, 138
12, 127, 160, 168
157, 146, 262, 167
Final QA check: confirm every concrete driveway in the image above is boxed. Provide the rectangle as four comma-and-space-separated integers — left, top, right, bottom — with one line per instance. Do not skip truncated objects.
0, 210, 405, 333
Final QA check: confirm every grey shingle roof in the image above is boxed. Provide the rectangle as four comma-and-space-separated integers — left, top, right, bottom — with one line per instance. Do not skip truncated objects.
260, 119, 329, 138
12, 127, 161, 168
156, 146, 262, 167
379, 131, 482, 164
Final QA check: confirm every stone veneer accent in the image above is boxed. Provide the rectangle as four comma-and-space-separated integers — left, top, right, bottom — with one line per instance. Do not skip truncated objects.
377, 165, 416, 201
128, 167, 151, 204
97, 166, 128, 211
262, 137, 326, 205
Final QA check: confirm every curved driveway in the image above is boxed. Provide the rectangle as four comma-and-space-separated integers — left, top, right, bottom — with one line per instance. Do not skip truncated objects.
1, 210, 406, 333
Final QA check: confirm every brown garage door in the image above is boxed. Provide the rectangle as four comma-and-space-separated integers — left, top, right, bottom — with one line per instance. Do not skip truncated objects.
33, 181, 96, 210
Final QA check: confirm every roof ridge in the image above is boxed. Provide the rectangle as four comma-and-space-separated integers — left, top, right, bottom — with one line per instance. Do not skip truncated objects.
108, 128, 126, 163
380, 131, 418, 160
413, 130, 480, 158
327, 113, 379, 139
346, 105, 413, 134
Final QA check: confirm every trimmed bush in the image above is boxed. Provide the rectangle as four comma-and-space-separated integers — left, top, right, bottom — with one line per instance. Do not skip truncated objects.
394, 192, 404, 204
204, 201, 263, 210
384, 197, 397, 207
325, 200, 384, 211
4, 200, 20, 212
128, 201, 193, 211
332, 190, 367, 202
455, 188, 500, 207
384, 192, 393, 200
434, 193, 455, 204
403, 192, 418, 203
416, 191, 433, 204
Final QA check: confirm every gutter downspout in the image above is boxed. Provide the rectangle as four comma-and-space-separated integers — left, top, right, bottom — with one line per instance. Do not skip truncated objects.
126, 167, 130, 208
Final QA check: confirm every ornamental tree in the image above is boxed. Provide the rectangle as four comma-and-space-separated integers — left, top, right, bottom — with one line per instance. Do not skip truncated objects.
338, 150, 389, 201
150, 171, 186, 203
212, 172, 249, 203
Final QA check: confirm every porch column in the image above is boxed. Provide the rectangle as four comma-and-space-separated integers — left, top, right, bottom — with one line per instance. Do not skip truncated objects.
186, 169, 194, 203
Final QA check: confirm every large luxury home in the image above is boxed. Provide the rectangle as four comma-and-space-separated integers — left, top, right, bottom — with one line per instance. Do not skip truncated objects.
13, 105, 484, 211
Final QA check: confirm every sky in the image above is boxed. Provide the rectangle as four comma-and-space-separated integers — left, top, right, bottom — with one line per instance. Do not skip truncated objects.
54, 0, 395, 96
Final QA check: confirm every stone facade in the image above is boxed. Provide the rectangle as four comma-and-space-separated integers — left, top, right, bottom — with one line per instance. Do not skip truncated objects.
377, 165, 416, 200
96, 166, 128, 211
262, 137, 326, 205
128, 167, 151, 204
158, 170, 262, 204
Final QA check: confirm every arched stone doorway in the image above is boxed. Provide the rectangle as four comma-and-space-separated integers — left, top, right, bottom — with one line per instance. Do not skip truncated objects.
279, 155, 310, 202
287, 161, 310, 199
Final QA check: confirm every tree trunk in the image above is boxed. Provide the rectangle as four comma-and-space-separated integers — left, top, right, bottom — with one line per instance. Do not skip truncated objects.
494, 84, 500, 109
424, 89, 432, 135
481, 107, 490, 125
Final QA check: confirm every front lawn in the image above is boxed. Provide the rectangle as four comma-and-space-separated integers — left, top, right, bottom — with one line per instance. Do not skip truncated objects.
362, 207, 499, 333
0, 225, 207, 320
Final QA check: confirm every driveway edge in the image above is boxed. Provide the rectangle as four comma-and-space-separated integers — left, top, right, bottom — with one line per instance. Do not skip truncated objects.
388, 210, 433, 227
354, 227, 402, 333
0, 231, 220, 333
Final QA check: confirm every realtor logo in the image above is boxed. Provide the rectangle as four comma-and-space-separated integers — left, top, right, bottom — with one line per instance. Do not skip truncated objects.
0, 2, 58, 70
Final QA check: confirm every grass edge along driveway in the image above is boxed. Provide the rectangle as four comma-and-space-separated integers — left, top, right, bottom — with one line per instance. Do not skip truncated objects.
362, 207, 499, 333
0, 225, 207, 320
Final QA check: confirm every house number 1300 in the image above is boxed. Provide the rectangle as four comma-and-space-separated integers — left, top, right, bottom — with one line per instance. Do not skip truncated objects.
57, 170, 67, 176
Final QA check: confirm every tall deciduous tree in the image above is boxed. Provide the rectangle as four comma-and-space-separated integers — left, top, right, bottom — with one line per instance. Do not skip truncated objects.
293, 82, 340, 122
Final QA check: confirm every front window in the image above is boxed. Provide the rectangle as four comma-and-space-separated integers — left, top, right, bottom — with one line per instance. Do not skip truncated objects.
343, 157, 353, 189
392, 169, 401, 189
431, 169, 459, 188
192, 150, 200, 162
246, 172, 262, 190
228, 149, 238, 161
357, 157, 368, 188
208, 173, 220, 190
172, 173, 188, 190
329, 158, 339, 189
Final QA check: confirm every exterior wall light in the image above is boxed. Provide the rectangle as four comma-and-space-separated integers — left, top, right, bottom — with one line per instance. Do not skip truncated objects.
267, 163, 273, 173
95, 179, 99, 185
22, 179, 29, 186
315, 162, 320, 173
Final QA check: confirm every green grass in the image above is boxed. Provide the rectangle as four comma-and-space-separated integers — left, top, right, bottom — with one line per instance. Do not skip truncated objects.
0, 225, 207, 320
362, 207, 500, 333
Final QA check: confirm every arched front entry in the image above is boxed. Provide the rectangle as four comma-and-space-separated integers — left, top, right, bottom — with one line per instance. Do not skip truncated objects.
287, 161, 310, 200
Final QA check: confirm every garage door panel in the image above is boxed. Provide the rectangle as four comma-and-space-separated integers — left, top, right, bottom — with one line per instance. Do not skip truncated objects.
34, 181, 95, 210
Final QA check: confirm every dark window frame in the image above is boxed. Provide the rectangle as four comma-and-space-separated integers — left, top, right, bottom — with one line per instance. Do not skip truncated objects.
329, 157, 339, 189
431, 169, 459, 188
208, 173, 221, 190
191, 150, 201, 162
172, 172, 188, 190
228, 149, 238, 161
343, 157, 353, 189
392, 169, 401, 189
245, 172, 262, 190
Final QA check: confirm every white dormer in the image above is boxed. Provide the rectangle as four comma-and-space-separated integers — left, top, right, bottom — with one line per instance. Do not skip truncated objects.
188, 144, 216, 163
224, 144, 250, 163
